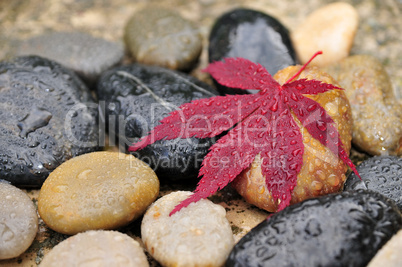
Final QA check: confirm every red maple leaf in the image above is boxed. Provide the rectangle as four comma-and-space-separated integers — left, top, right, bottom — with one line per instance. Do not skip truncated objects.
130, 51, 360, 215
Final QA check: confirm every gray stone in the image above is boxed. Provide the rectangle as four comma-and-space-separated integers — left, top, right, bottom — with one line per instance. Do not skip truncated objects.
17, 31, 124, 86
124, 7, 202, 71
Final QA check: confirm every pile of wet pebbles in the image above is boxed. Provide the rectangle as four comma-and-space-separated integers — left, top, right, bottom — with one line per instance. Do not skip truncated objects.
1, 2, 401, 266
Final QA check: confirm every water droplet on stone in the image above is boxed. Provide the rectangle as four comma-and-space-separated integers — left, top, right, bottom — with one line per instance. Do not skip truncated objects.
77, 169, 93, 180
17, 106, 52, 138
53, 184, 69, 193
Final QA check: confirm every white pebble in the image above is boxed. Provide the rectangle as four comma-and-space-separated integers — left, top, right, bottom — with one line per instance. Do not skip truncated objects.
292, 2, 359, 66
141, 191, 234, 267
0, 182, 38, 260
39, 230, 149, 267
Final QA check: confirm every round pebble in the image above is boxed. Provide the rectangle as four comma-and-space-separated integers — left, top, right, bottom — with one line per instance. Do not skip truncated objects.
323, 55, 402, 156
124, 7, 202, 71
345, 156, 402, 210
209, 8, 297, 95
368, 229, 402, 267
292, 2, 359, 66
0, 55, 99, 187
0, 182, 38, 260
97, 63, 218, 181
39, 230, 149, 267
17, 31, 124, 85
232, 65, 353, 212
38, 151, 159, 235
227, 190, 402, 267
141, 191, 235, 267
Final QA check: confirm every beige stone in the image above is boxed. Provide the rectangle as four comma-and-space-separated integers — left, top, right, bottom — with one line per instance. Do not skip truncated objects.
38, 151, 159, 235
292, 2, 359, 67
367, 230, 402, 267
0, 183, 38, 260
141, 191, 234, 267
40, 230, 149, 267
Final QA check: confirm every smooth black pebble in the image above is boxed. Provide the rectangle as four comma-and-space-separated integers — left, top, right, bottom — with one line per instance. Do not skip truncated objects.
226, 190, 402, 267
345, 155, 402, 210
17, 31, 124, 87
97, 63, 218, 181
209, 8, 297, 95
0, 56, 99, 187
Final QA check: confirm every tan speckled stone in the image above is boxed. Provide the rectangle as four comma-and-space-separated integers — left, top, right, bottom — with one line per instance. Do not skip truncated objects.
323, 55, 402, 156
40, 230, 149, 267
232, 66, 353, 212
124, 7, 202, 71
38, 151, 159, 235
292, 2, 359, 67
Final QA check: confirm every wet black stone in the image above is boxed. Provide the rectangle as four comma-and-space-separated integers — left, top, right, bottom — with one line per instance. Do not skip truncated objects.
345, 156, 402, 210
97, 63, 218, 181
16, 31, 124, 87
226, 190, 402, 267
0, 56, 99, 187
208, 8, 297, 95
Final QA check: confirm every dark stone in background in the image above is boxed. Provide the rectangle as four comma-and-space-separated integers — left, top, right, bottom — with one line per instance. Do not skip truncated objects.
208, 8, 298, 95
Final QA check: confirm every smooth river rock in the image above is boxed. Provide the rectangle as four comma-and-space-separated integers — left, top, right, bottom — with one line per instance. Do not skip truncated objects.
323, 55, 402, 156
38, 151, 159, 235
226, 190, 402, 267
141, 191, 234, 267
97, 63, 218, 181
17, 31, 124, 86
40, 230, 149, 267
0, 56, 99, 187
208, 8, 297, 95
0, 182, 38, 260
124, 7, 202, 71
292, 2, 359, 67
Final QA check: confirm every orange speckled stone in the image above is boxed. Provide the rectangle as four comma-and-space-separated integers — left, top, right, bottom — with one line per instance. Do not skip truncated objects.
38, 151, 159, 235
231, 65, 352, 212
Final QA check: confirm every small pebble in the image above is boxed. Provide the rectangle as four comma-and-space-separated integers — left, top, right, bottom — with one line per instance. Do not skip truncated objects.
232, 65, 352, 212
39, 230, 149, 267
344, 155, 402, 210
0, 56, 98, 187
0, 182, 38, 260
209, 8, 297, 94
38, 151, 159, 235
141, 191, 234, 267
292, 2, 359, 66
367, 229, 402, 267
124, 7, 202, 71
227, 190, 402, 267
323, 55, 402, 156
97, 63, 218, 181
17, 31, 124, 85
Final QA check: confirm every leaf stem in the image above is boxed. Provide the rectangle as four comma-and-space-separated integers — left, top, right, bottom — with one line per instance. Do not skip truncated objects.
284, 51, 323, 84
